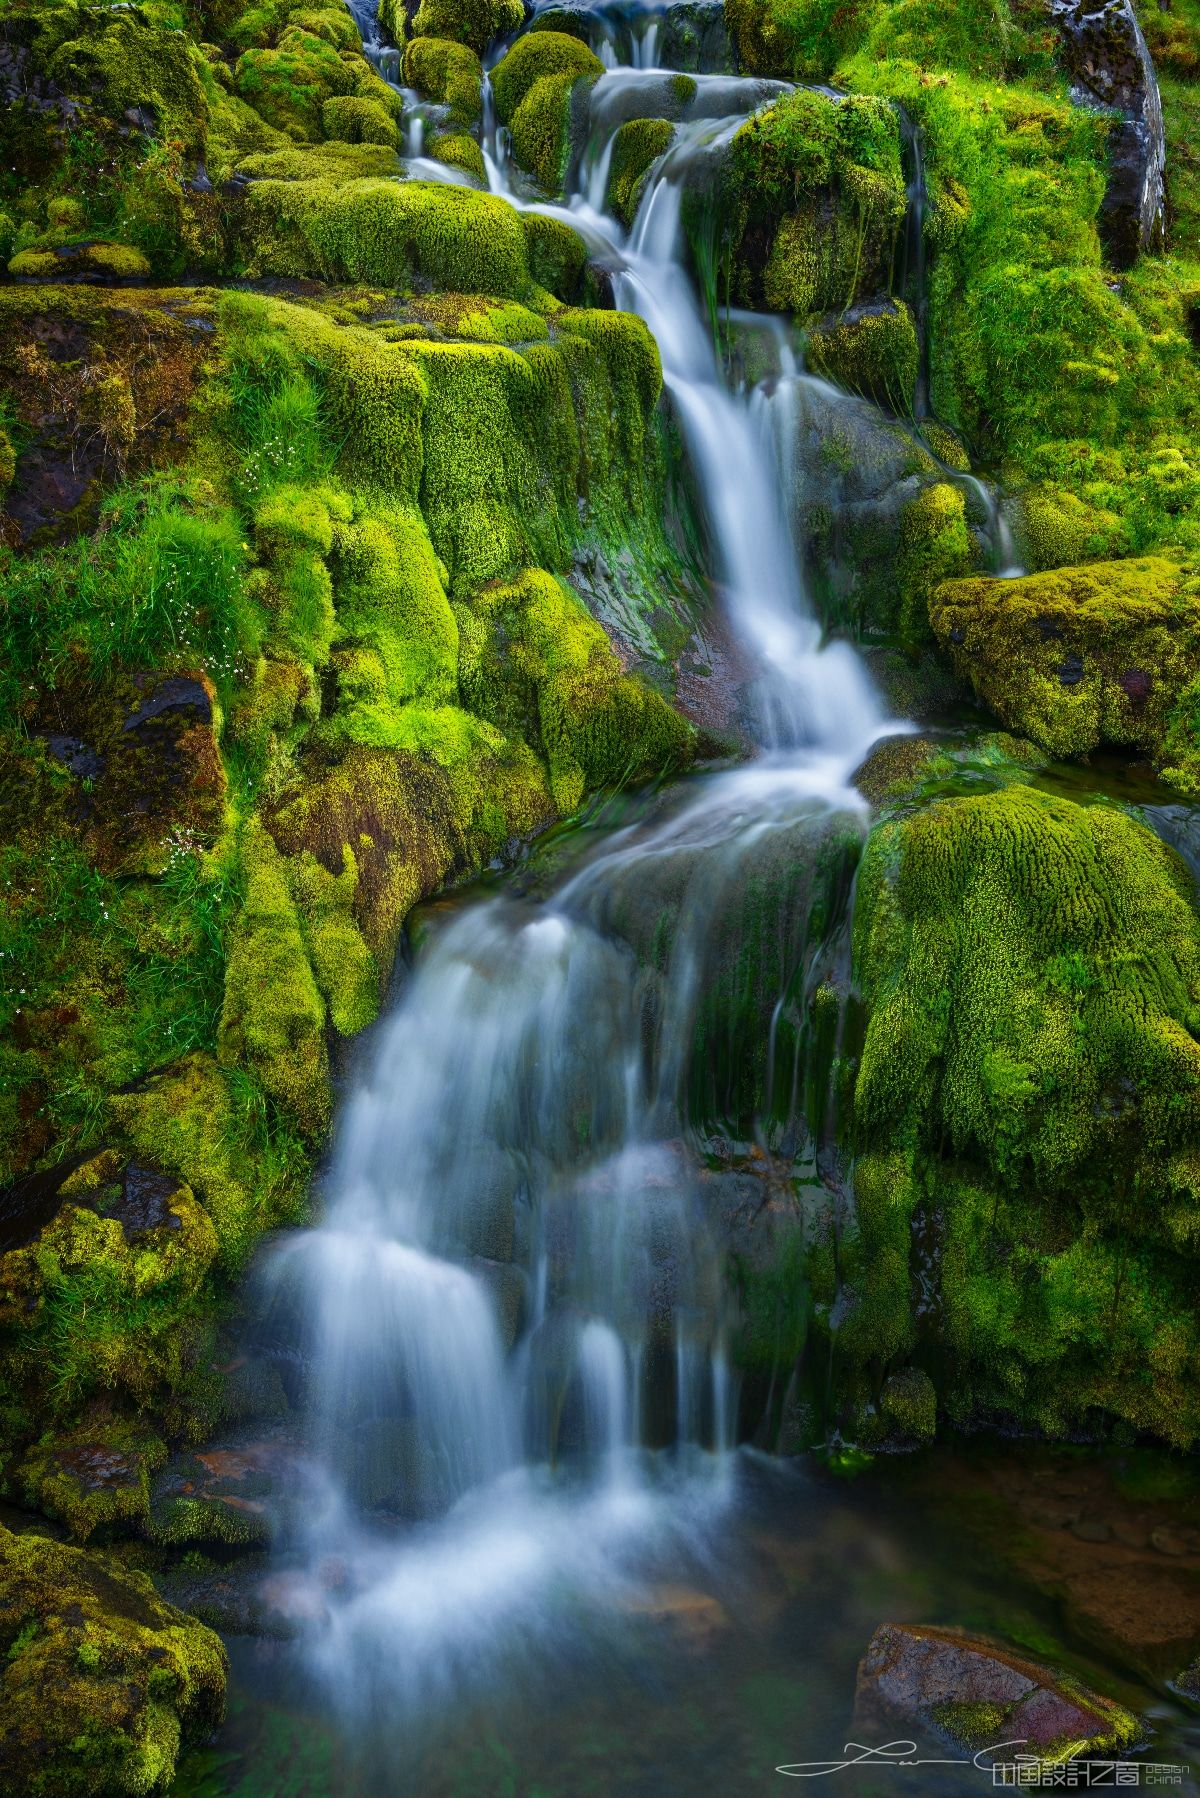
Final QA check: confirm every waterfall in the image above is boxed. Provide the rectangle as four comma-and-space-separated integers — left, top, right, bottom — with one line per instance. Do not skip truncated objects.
264, 18, 900, 1738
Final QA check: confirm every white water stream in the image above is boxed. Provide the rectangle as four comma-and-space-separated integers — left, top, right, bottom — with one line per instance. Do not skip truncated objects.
265, 24, 904, 1742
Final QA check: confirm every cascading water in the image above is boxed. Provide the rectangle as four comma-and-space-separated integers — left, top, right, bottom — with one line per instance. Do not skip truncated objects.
259, 26, 899, 1764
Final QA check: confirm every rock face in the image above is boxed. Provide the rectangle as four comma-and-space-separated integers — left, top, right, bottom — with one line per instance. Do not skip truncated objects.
1051, 0, 1166, 265
0, 1523, 226, 1798
855, 1624, 1140, 1762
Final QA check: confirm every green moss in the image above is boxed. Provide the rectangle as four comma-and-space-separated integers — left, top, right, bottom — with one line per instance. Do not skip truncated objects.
805, 300, 918, 414
240, 176, 532, 295
724, 89, 906, 317
606, 118, 674, 231
492, 31, 603, 193
236, 139, 401, 179
234, 28, 356, 141
429, 131, 488, 184
410, 0, 524, 55
48, 14, 210, 157
321, 94, 400, 147
0, 1522, 225, 1798
401, 37, 483, 128
458, 567, 695, 810
930, 556, 1200, 779
896, 481, 976, 646
216, 819, 330, 1137
846, 784, 1200, 1445
287, 845, 379, 1036
522, 212, 587, 300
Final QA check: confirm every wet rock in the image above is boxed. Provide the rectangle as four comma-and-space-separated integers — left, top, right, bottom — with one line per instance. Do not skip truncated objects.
1051, 0, 1166, 266
855, 1623, 1140, 1760
0, 1521, 226, 1796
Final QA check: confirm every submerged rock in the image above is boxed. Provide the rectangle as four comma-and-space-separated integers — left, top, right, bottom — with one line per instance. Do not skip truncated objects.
855, 1623, 1140, 1762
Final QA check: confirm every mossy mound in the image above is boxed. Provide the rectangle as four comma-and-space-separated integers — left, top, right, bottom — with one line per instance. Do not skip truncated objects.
805, 299, 918, 416
835, 783, 1200, 1445
606, 118, 675, 230
492, 30, 604, 193
717, 87, 906, 318
401, 36, 483, 128
0, 1522, 226, 1798
930, 556, 1200, 786
409, 0, 524, 56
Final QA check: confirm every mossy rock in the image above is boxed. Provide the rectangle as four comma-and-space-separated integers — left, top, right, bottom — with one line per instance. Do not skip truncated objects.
930, 556, 1199, 780
606, 118, 675, 230
402, 36, 483, 128
0, 1522, 226, 1798
492, 31, 604, 194
321, 94, 400, 147
725, 89, 906, 317
429, 131, 488, 184
842, 783, 1200, 1445
410, 0, 524, 56
805, 299, 918, 416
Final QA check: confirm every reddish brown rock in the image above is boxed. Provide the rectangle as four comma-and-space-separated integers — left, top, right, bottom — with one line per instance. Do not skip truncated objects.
855, 1623, 1140, 1762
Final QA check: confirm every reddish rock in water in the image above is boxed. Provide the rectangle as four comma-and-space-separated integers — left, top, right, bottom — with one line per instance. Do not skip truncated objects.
855, 1623, 1140, 1763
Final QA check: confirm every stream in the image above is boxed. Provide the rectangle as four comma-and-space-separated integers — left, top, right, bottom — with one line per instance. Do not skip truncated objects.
177, 9, 1200, 1793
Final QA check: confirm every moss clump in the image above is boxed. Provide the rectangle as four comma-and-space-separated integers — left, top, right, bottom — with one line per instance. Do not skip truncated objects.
241, 176, 533, 295
402, 37, 483, 128
321, 94, 400, 147
522, 212, 587, 300
606, 119, 675, 230
896, 481, 976, 645
723, 89, 906, 318
805, 300, 918, 415
216, 820, 330, 1138
0, 1522, 226, 1798
410, 0, 524, 55
842, 785, 1200, 1445
457, 568, 695, 810
492, 31, 604, 194
234, 27, 356, 141
429, 132, 488, 184
930, 557, 1200, 781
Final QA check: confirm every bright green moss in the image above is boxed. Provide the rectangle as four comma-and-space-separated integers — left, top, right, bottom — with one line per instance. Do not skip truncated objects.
846, 784, 1200, 1444
726, 89, 906, 316
234, 28, 356, 141
410, 0, 524, 55
240, 176, 532, 295
321, 94, 400, 147
236, 140, 402, 179
429, 131, 488, 184
930, 556, 1197, 775
0, 1523, 226, 1798
805, 299, 918, 414
457, 567, 695, 810
216, 819, 330, 1137
47, 14, 210, 157
606, 118, 674, 230
896, 480, 975, 645
492, 31, 603, 193
287, 846, 379, 1036
326, 499, 460, 737
522, 212, 587, 300
402, 37, 483, 127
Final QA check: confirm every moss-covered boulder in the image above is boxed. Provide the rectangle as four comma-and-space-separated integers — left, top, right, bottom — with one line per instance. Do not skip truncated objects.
719, 88, 906, 317
606, 118, 675, 229
409, 0, 524, 56
0, 1522, 226, 1797
835, 783, 1200, 1445
401, 36, 483, 128
492, 30, 604, 193
930, 557, 1200, 786
805, 298, 918, 415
